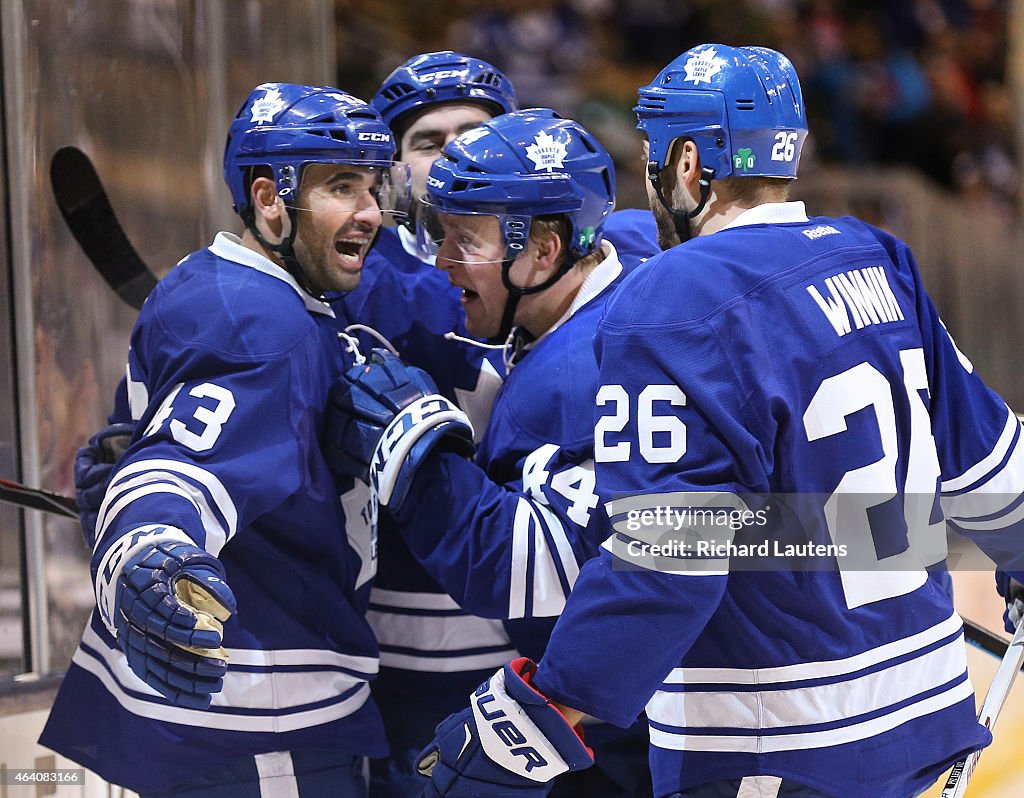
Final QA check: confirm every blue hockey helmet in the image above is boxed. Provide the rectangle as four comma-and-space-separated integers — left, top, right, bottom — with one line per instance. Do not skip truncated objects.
635, 44, 807, 180
419, 108, 615, 261
223, 83, 399, 218
371, 51, 518, 134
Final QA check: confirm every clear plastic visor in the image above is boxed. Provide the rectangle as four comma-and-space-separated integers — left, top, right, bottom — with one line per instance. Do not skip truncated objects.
416, 196, 527, 265
285, 161, 411, 221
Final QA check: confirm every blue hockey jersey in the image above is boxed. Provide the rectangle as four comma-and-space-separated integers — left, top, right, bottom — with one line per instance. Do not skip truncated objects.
385, 236, 658, 792
328, 212, 659, 754
328, 225, 515, 758
532, 202, 1023, 797
40, 233, 385, 793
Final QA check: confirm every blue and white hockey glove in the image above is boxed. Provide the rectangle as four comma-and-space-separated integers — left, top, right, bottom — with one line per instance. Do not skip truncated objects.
324, 349, 474, 508
995, 570, 1024, 633
74, 422, 134, 548
416, 658, 594, 797
94, 525, 236, 709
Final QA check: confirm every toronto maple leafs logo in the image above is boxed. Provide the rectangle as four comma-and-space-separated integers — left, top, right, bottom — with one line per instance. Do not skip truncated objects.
525, 130, 568, 172
250, 87, 286, 124
683, 47, 727, 85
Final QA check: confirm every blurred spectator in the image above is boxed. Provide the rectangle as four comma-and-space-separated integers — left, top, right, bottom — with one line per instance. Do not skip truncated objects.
336, 0, 1018, 213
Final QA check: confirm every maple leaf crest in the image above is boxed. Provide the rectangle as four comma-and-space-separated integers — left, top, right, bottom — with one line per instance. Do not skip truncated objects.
525, 130, 568, 172
250, 87, 286, 124
682, 47, 727, 85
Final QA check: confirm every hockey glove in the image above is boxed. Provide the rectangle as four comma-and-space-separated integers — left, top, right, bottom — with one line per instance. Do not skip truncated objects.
94, 525, 236, 709
324, 349, 474, 508
416, 658, 594, 797
995, 570, 1024, 633
74, 422, 134, 548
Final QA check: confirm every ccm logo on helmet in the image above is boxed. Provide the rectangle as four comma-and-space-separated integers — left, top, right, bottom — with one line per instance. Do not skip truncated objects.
420, 69, 468, 83
475, 688, 549, 773
357, 132, 391, 142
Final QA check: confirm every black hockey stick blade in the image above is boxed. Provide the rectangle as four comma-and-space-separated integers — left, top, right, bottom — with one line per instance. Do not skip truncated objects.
0, 477, 79, 520
50, 146, 158, 310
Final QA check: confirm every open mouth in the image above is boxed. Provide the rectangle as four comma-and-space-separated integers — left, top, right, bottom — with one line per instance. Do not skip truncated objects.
335, 239, 367, 265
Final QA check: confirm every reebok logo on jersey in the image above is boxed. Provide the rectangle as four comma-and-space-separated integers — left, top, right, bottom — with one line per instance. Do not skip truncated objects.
806, 267, 905, 337
803, 225, 841, 240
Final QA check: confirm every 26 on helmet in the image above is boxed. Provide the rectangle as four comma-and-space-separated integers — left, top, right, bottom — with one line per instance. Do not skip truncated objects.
635, 44, 807, 180
371, 51, 518, 134
419, 108, 615, 263
223, 82, 404, 221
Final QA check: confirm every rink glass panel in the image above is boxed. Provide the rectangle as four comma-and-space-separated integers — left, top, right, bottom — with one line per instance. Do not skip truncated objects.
0, 0, 332, 682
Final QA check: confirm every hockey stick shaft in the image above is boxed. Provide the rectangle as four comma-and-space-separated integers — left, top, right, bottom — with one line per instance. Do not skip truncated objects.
941, 602, 1024, 797
0, 477, 79, 520
963, 616, 1015, 662
50, 146, 158, 309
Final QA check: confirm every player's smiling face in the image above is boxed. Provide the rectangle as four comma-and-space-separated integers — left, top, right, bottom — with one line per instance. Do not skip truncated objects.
433, 212, 510, 338
292, 163, 383, 293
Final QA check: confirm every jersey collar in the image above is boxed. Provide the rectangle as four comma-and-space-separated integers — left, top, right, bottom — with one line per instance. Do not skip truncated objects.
719, 200, 809, 232
548, 240, 623, 336
210, 232, 335, 317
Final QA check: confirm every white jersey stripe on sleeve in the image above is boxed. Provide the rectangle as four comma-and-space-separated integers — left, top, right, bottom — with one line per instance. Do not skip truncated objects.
526, 502, 571, 618
95, 482, 201, 547
942, 406, 1018, 493
533, 501, 580, 588
941, 431, 1024, 524
97, 458, 238, 553
509, 497, 533, 619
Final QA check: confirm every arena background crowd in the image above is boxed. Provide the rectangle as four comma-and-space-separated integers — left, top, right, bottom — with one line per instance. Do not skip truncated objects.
335, 0, 1019, 216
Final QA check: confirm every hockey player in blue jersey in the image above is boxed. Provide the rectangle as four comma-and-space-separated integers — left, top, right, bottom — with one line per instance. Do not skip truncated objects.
40, 84, 410, 797
331, 52, 523, 798
327, 108, 655, 797
344, 46, 1024, 797
325, 52, 658, 798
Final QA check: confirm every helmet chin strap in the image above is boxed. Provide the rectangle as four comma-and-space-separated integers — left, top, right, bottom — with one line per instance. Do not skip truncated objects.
491, 251, 576, 345
648, 163, 715, 244
246, 164, 323, 297
245, 202, 315, 290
